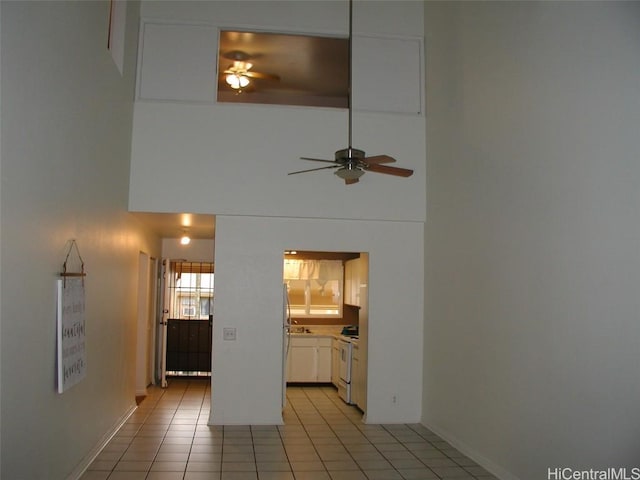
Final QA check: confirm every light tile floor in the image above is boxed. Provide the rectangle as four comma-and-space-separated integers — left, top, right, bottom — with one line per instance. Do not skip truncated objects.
81, 378, 497, 480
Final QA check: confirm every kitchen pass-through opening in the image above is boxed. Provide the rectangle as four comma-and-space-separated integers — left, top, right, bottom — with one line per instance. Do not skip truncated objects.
282, 250, 368, 416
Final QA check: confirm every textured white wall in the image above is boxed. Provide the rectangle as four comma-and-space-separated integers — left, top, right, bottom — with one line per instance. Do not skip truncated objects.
424, 2, 640, 478
0, 2, 161, 478
130, 104, 425, 221
212, 215, 424, 425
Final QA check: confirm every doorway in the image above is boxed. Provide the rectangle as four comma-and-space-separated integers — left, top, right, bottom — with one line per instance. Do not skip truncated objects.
157, 260, 214, 384
282, 250, 368, 418
136, 252, 157, 397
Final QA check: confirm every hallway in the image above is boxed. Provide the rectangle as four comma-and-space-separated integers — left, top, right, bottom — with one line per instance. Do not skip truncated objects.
81, 379, 496, 480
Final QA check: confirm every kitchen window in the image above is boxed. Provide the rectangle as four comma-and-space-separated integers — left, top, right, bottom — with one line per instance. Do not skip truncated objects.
284, 259, 343, 317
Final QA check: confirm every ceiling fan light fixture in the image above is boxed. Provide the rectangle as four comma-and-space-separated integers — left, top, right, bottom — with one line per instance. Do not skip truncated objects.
231, 60, 252, 71
225, 73, 250, 89
335, 166, 364, 181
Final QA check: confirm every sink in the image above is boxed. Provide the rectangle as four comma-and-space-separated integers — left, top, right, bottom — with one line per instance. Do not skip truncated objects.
290, 326, 311, 334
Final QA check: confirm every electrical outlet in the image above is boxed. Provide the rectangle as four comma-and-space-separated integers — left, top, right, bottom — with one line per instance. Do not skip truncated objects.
392, 395, 398, 404
223, 327, 236, 341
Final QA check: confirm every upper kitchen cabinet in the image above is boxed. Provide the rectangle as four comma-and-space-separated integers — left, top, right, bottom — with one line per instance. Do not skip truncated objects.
344, 257, 368, 307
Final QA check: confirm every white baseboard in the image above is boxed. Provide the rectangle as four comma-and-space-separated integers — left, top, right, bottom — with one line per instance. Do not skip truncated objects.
421, 420, 521, 480
66, 403, 137, 480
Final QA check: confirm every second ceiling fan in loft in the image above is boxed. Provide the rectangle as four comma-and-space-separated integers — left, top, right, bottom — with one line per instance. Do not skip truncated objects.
221, 49, 280, 92
288, 0, 414, 185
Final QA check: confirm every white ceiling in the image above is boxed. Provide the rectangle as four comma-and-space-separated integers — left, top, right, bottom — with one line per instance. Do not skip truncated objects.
131, 212, 215, 239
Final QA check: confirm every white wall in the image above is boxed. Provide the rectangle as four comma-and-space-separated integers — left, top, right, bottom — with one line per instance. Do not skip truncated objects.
129, 0, 426, 223
127, 1, 427, 426
213, 215, 424, 424
140, 1, 424, 42
0, 2, 162, 478
162, 238, 214, 262
424, 2, 640, 478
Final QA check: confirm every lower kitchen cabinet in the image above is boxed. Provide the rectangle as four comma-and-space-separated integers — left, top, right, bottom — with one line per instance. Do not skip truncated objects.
287, 336, 332, 383
351, 343, 360, 407
331, 337, 340, 386
288, 342, 317, 382
352, 341, 366, 410
317, 342, 332, 382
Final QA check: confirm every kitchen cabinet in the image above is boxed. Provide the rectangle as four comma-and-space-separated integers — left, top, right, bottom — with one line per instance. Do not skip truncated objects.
345, 256, 369, 307
344, 257, 363, 306
288, 340, 317, 383
317, 342, 332, 382
351, 342, 360, 407
351, 341, 367, 410
331, 337, 340, 387
287, 336, 332, 383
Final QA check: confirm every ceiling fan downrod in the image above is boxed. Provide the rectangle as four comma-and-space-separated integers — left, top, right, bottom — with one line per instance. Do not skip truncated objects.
347, 0, 354, 151
290, 0, 414, 185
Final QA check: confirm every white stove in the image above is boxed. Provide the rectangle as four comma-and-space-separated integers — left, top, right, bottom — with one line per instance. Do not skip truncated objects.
337, 336, 356, 404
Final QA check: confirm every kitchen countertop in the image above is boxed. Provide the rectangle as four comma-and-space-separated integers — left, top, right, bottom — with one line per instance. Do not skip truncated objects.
288, 326, 359, 342
289, 332, 336, 339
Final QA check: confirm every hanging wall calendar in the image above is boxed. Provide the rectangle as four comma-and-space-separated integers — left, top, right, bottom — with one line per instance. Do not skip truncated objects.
56, 240, 87, 393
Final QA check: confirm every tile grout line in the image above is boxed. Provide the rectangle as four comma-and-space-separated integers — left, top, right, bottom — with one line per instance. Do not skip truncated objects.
144, 379, 186, 480
286, 388, 330, 479
300, 386, 385, 480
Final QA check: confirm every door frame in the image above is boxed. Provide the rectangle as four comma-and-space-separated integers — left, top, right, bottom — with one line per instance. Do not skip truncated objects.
136, 252, 158, 396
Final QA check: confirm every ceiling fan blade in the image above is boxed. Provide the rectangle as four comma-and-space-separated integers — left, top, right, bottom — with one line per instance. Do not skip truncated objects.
363, 155, 396, 165
288, 165, 340, 175
345, 177, 359, 185
300, 157, 338, 164
366, 163, 414, 177
244, 71, 280, 81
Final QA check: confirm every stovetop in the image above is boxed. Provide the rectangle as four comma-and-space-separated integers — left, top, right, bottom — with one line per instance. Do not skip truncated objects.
339, 335, 359, 342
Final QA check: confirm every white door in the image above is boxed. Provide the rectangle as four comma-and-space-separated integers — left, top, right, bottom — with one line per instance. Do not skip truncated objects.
282, 283, 290, 409
147, 257, 158, 386
155, 258, 173, 388
136, 252, 151, 396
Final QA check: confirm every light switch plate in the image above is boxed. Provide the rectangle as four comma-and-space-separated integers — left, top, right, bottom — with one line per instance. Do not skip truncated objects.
223, 327, 236, 341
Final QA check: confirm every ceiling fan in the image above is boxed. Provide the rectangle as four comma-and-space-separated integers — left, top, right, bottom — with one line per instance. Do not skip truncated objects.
288, 0, 414, 185
221, 50, 280, 92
